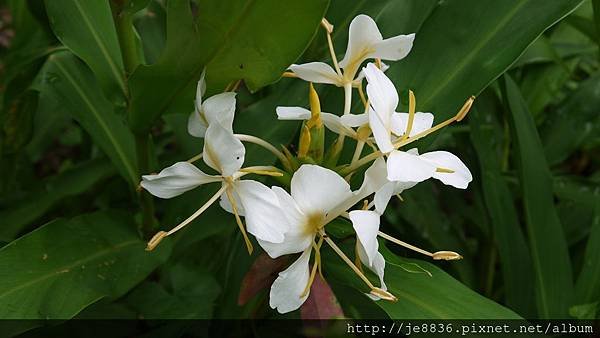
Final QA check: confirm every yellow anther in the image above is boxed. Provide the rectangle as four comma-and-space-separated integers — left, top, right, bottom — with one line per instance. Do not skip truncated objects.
401, 90, 416, 140
321, 18, 334, 33
456, 95, 475, 121
282, 71, 298, 78
146, 231, 167, 251
435, 167, 455, 174
357, 125, 372, 141
432, 251, 463, 260
238, 168, 284, 177
370, 288, 397, 301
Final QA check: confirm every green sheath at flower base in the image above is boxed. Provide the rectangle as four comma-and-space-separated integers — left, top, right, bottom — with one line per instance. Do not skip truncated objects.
298, 83, 325, 162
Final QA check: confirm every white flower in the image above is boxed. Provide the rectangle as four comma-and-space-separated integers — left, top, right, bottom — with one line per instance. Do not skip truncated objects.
259, 165, 353, 313
187, 70, 237, 137
360, 63, 472, 188
289, 15, 414, 86
141, 123, 288, 244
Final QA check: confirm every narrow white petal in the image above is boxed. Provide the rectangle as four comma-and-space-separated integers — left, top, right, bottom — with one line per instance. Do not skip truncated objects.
364, 63, 398, 115
372, 33, 415, 61
386, 150, 436, 183
355, 62, 389, 82
369, 107, 394, 153
276, 106, 311, 121
291, 165, 353, 216
340, 113, 369, 128
374, 182, 395, 214
321, 112, 356, 137
219, 189, 245, 216
362, 249, 387, 300
420, 151, 473, 189
359, 157, 388, 195
141, 162, 220, 199
234, 180, 288, 243
203, 123, 245, 177
390, 112, 434, 137
187, 109, 209, 138
269, 248, 312, 313
202, 92, 237, 131
349, 210, 380, 266
339, 14, 382, 69
289, 62, 341, 85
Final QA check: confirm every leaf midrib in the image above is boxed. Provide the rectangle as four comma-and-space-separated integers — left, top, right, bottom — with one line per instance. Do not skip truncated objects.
0, 239, 139, 300
72, 0, 126, 96
52, 56, 138, 184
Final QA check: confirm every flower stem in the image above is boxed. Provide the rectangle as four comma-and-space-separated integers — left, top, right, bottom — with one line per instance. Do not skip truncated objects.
235, 134, 291, 170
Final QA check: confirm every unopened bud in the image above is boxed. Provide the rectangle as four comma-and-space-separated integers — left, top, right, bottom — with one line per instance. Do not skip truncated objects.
298, 125, 311, 159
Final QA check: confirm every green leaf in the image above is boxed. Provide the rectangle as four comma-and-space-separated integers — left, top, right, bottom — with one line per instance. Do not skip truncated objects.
45, 0, 127, 104
128, 0, 329, 133
36, 51, 138, 185
469, 94, 536, 317
503, 75, 573, 318
0, 211, 170, 319
325, 243, 520, 319
391, 0, 584, 119
0, 159, 115, 241
574, 197, 600, 303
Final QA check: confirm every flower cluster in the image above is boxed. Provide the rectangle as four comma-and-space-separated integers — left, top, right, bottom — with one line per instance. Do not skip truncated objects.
141, 14, 474, 314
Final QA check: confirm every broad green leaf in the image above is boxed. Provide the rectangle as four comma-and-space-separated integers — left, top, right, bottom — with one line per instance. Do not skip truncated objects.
0, 211, 170, 319
0, 159, 115, 241
540, 75, 600, 165
391, 0, 584, 120
128, 0, 329, 133
325, 243, 520, 319
469, 95, 536, 318
36, 51, 138, 185
574, 197, 600, 303
45, 0, 127, 104
503, 75, 573, 318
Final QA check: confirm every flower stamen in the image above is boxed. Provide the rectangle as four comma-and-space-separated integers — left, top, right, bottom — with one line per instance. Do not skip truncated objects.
378, 230, 462, 261
226, 187, 254, 255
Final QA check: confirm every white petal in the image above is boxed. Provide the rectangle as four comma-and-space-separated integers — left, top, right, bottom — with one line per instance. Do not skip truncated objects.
289, 62, 341, 85
374, 182, 395, 214
321, 112, 356, 137
203, 123, 245, 177
187, 109, 209, 138
361, 248, 387, 300
140, 162, 220, 199
291, 165, 352, 216
369, 107, 394, 153
386, 150, 436, 183
390, 112, 434, 137
420, 151, 473, 189
202, 92, 237, 131
269, 248, 312, 313
276, 106, 311, 121
349, 210, 380, 266
359, 157, 388, 195
234, 180, 288, 243
340, 113, 369, 128
364, 63, 398, 115
372, 33, 415, 61
339, 15, 382, 69
195, 69, 206, 108
219, 189, 245, 216
355, 62, 389, 82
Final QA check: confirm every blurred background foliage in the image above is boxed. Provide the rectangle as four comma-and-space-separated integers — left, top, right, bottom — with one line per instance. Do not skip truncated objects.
0, 0, 599, 335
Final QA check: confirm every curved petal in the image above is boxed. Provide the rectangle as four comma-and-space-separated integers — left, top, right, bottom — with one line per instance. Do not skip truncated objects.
359, 157, 388, 195
420, 151, 473, 189
372, 33, 415, 61
291, 165, 353, 216
340, 113, 369, 128
202, 92, 237, 131
141, 162, 220, 199
360, 248, 387, 300
390, 112, 434, 137
195, 69, 206, 108
219, 189, 245, 216
289, 62, 340, 85
269, 248, 312, 313
187, 109, 209, 138
203, 123, 245, 177
321, 112, 356, 137
386, 149, 436, 183
349, 210, 380, 266
364, 63, 398, 115
339, 14, 382, 69
234, 180, 288, 243
369, 107, 394, 153
355, 62, 389, 82
276, 106, 311, 121
374, 182, 395, 214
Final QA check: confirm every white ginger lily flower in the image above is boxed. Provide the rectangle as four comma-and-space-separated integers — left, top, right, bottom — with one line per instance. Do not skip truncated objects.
360, 63, 472, 188
187, 70, 237, 137
260, 165, 393, 313
289, 14, 414, 87
141, 123, 288, 253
